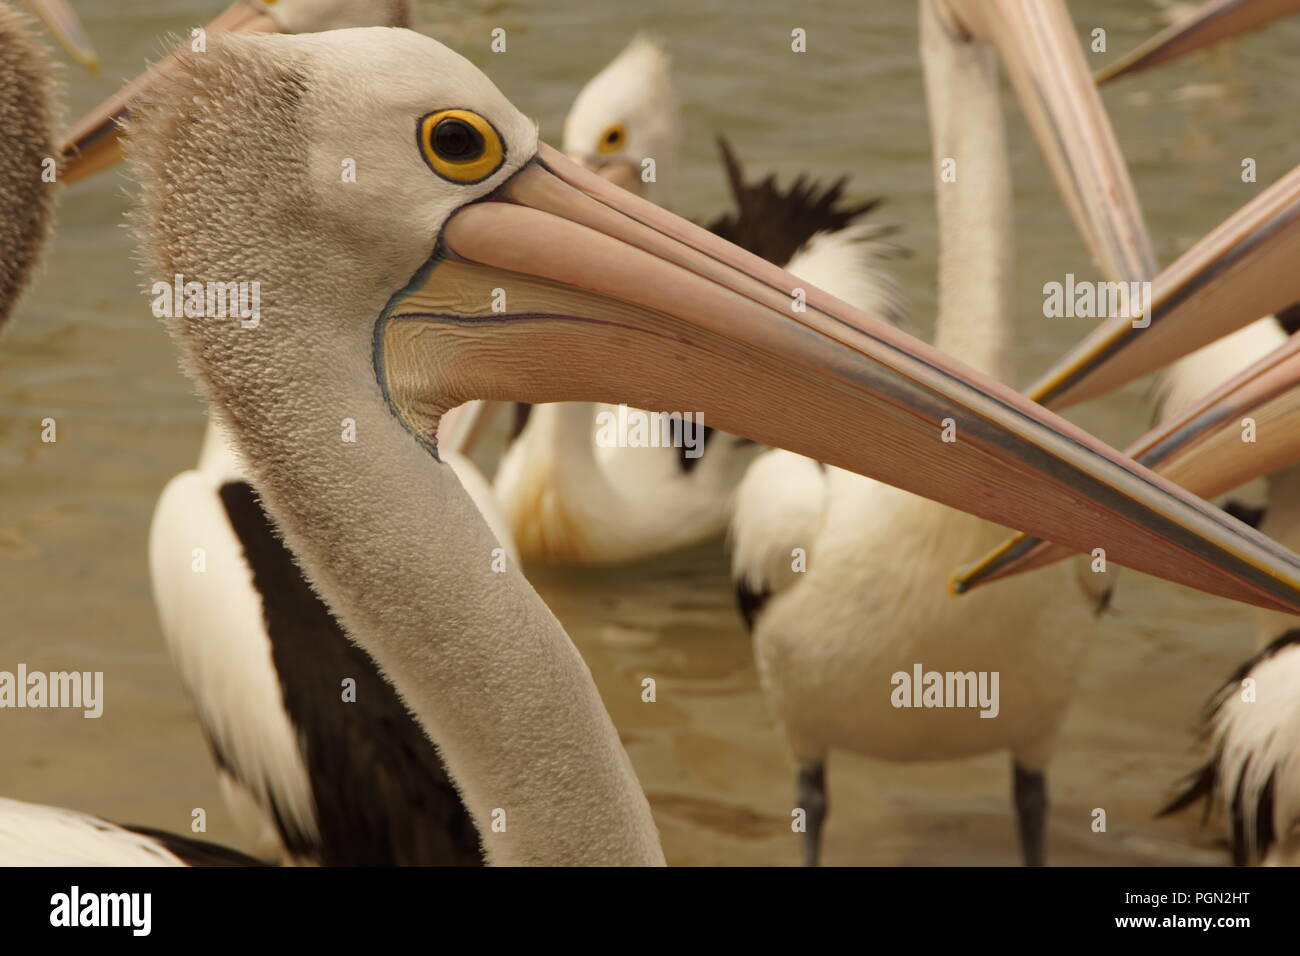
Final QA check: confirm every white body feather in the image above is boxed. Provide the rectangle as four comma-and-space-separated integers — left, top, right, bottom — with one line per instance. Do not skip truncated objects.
1203, 641, 1300, 865
494, 400, 759, 564
729, 226, 906, 597
1153, 316, 1286, 422
0, 798, 186, 866
150, 429, 320, 862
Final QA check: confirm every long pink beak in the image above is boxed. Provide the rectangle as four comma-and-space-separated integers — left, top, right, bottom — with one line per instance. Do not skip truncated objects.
373, 145, 1300, 615
955, 329, 1300, 590
1096, 0, 1300, 85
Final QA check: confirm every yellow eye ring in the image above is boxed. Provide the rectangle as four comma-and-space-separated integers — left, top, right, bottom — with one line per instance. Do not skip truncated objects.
596, 123, 627, 155
417, 109, 506, 184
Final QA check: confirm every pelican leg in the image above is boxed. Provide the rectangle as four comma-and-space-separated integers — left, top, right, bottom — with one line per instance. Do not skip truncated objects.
797, 763, 827, 867
1013, 761, 1048, 866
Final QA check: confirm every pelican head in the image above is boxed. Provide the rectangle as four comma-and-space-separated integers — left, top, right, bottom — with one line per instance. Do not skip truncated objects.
58, 0, 411, 185
106, 27, 1300, 615
562, 35, 676, 202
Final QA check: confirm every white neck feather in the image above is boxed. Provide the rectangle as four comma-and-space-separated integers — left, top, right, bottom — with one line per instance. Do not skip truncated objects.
920, 0, 1013, 382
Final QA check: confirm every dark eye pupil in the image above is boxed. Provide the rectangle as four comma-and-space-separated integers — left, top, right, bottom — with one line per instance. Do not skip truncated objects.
606, 129, 621, 144
433, 118, 483, 160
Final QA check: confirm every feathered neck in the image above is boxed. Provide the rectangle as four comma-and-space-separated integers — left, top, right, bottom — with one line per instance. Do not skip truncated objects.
920, 0, 1013, 383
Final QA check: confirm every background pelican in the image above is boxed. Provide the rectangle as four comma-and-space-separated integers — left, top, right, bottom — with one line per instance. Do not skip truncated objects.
0, 0, 267, 868
495, 35, 906, 565
1151, 331, 1300, 865
37, 24, 1285, 868
1, 0, 93, 321
1159, 622, 1300, 865
941, 2, 1300, 864
1078, 326, 1300, 868
562, 34, 677, 205
730, 0, 1158, 867
0, 796, 263, 865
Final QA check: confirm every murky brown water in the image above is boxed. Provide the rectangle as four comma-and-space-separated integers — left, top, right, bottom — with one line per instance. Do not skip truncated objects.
3, 0, 1297, 864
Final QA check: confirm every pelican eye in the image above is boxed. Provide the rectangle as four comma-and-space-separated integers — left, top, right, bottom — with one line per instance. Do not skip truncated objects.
435, 118, 481, 159
596, 123, 626, 155
418, 109, 505, 184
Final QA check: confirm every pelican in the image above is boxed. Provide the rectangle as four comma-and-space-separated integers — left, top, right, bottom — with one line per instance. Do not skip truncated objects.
0, 0, 96, 322
4, 24, 1291, 867
58, 0, 513, 866
495, 35, 906, 565
729, 0, 1171, 867
1050, 329, 1300, 870
1147, 324, 1300, 866
0, 797, 265, 865
1158, 610, 1300, 866
562, 34, 676, 205
1052, 302, 1300, 866
1090, 2, 1300, 866
952, 311, 1300, 865
0, 0, 269, 868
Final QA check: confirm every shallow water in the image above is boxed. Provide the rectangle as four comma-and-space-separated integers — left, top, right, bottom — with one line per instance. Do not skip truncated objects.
2, 0, 1297, 864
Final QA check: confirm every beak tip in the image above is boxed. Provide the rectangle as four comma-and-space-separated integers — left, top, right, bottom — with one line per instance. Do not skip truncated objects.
1093, 63, 1120, 86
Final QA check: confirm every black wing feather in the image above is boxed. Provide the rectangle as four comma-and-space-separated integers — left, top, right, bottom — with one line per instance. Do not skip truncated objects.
703, 135, 889, 268
218, 481, 483, 866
